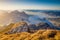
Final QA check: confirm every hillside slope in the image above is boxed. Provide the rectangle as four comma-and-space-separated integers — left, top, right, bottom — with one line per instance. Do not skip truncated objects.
0, 21, 60, 34
0, 30, 60, 40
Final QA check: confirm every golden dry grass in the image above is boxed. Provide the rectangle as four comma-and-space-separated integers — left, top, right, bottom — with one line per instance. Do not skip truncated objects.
0, 30, 60, 40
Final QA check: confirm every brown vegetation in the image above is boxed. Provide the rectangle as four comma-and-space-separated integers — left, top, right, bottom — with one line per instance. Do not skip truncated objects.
0, 30, 60, 40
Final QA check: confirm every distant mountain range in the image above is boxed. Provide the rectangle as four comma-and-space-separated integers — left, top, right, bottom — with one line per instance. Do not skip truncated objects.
0, 10, 29, 25
0, 10, 60, 25
0, 10, 50, 25
25, 10, 60, 17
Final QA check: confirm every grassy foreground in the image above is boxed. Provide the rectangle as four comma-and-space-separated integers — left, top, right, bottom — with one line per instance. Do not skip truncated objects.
0, 30, 60, 40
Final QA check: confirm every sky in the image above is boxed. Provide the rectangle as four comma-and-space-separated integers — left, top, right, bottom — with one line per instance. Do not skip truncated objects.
0, 0, 60, 10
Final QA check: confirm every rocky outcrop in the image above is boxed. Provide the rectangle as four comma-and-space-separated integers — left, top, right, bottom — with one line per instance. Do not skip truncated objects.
7, 22, 29, 34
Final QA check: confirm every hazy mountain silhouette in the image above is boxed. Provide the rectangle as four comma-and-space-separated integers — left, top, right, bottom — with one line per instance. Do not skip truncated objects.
25, 10, 60, 17
0, 10, 29, 25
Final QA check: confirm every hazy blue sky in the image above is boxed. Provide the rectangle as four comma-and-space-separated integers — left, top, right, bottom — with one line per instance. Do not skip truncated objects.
0, 0, 60, 10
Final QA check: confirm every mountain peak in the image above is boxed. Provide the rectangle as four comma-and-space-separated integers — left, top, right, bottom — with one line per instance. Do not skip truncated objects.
12, 21, 28, 28
11, 10, 20, 13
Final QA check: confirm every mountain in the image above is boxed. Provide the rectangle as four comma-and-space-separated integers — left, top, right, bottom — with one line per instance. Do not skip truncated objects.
0, 10, 53, 25
1, 21, 59, 34
9, 10, 29, 22
0, 10, 60, 40
7, 21, 29, 34
0, 10, 29, 25
0, 10, 60, 25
